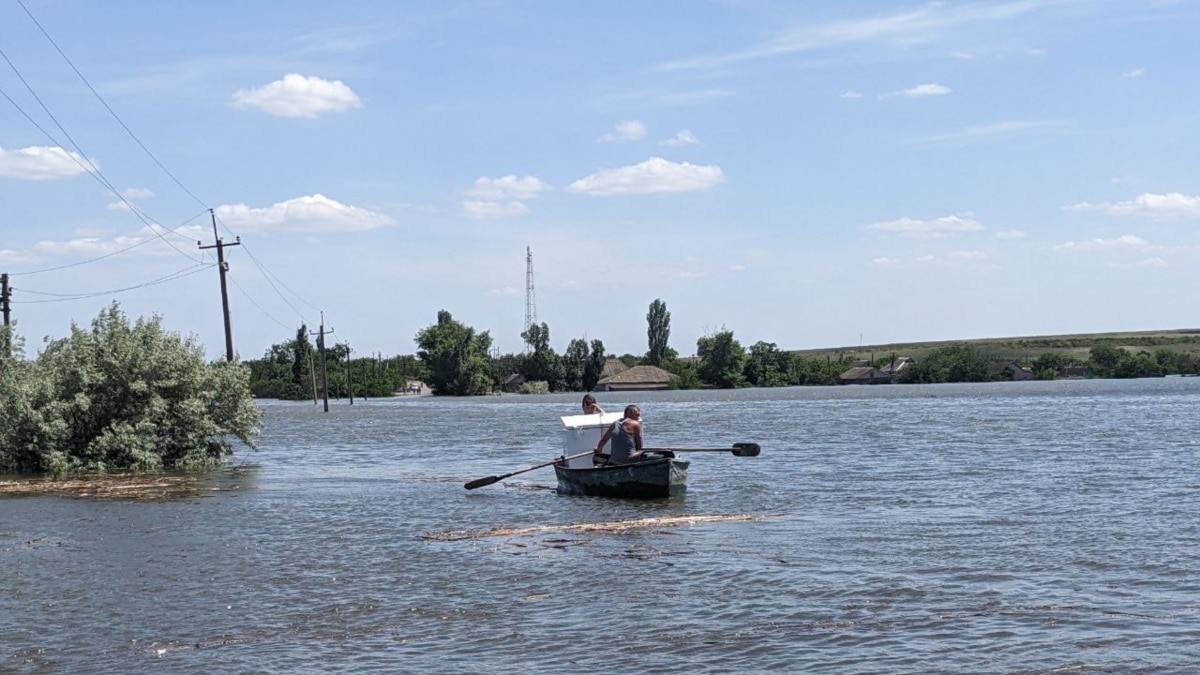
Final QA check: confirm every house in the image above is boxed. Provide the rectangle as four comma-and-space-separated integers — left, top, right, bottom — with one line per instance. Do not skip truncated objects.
594, 365, 675, 391
500, 373, 525, 393
882, 357, 914, 375
599, 358, 630, 380
990, 361, 1036, 381
838, 366, 891, 384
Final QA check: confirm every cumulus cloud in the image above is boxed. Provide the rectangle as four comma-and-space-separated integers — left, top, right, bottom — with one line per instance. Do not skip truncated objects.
840, 90, 863, 99
1109, 258, 1167, 269
948, 249, 986, 260
863, 214, 984, 239
0, 145, 90, 179
31, 223, 203, 257
597, 120, 647, 143
1063, 192, 1200, 218
661, 130, 699, 146
881, 82, 951, 99
919, 119, 1063, 142
566, 157, 726, 196
1053, 235, 1163, 253
231, 74, 363, 118
461, 200, 531, 219
215, 194, 392, 233
1124, 68, 1145, 78
465, 175, 549, 200
108, 187, 155, 210
871, 257, 900, 266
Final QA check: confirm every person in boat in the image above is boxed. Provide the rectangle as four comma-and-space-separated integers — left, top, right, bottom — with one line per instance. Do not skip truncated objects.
581, 394, 604, 415
593, 404, 644, 465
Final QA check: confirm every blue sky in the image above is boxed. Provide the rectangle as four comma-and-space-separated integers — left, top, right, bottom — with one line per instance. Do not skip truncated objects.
1, 0, 1197, 360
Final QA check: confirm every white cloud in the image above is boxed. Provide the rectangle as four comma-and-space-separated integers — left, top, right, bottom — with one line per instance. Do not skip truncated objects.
566, 157, 726, 196
0, 248, 40, 264
1063, 192, 1200, 218
1109, 258, 1167, 269
0, 145, 90, 180
864, 214, 984, 239
465, 175, 549, 200
1025, 47, 1047, 57
216, 194, 392, 233
231, 74, 363, 118
31, 223, 203, 257
656, 2, 1055, 72
108, 187, 156, 210
461, 200, 531, 219
661, 130, 699, 146
730, 264, 745, 272
948, 249, 986, 261
882, 83, 951, 99
919, 119, 1064, 142
1124, 68, 1145, 78
994, 229, 1027, 239
840, 90, 863, 99
871, 257, 900, 266
597, 120, 647, 143
1054, 235, 1164, 253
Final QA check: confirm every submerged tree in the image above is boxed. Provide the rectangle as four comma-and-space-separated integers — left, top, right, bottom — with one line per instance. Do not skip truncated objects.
415, 310, 493, 396
697, 329, 746, 388
0, 302, 261, 474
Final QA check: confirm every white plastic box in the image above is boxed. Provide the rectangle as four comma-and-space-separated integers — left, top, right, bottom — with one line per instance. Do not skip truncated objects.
559, 412, 621, 468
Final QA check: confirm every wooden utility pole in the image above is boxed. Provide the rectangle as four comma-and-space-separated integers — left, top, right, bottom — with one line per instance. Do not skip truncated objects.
1, 273, 10, 359
198, 210, 240, 362
311, 316, 332, 412
345, 345, 354, 404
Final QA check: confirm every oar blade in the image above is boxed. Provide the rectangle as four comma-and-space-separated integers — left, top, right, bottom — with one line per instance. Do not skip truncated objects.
732, 442, 761, 457
464, 475, 502, 490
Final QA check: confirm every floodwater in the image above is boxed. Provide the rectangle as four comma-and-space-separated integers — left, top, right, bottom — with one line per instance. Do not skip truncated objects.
3, 379, 1199, 673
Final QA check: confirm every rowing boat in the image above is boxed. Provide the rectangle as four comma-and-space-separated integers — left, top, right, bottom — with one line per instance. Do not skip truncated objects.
553, 451, 689, 499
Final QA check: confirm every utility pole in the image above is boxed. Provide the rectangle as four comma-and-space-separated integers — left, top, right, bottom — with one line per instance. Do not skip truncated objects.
198, 210, 240, 362
1, 273, 10, 359
311, 315, 332, 412
346, 345, 354, 404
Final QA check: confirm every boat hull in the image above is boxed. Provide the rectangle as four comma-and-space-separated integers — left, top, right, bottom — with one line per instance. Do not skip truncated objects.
554, 455, 689, 499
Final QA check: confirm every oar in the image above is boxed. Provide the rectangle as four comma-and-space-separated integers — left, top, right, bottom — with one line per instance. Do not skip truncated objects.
464, 451, 593, 490
642, 443, 761, 457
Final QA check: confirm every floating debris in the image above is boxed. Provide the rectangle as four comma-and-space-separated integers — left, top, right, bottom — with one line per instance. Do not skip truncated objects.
423, 513, 780, 541
0, 474, 200, 501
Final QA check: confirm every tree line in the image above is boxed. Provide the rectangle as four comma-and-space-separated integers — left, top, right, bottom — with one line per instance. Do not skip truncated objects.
244, 299, 1200, 398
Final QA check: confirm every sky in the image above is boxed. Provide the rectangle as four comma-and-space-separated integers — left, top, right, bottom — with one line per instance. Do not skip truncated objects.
1, 0, 1198, 361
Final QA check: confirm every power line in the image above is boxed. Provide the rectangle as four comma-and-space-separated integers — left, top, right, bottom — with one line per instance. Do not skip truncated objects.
11, 263, 215, 303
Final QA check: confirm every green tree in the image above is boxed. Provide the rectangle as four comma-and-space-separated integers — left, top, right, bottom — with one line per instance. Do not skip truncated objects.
697, 329, 746, 388
415, 310, 493, 396
744, 341, 788, 387
0, 302, 260, 474
1089, 344, 1124, 377
646, 299, 675, 367
1031, 352, 1067, 380
520, 322, 565, 391
583, 339, 606, 392
562, 338, 590, 392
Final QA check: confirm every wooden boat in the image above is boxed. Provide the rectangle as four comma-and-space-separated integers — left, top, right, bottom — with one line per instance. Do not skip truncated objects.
553, 451, 689, 498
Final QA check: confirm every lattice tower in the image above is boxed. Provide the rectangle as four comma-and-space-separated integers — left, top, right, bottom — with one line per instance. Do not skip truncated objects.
524, 246, 538, 341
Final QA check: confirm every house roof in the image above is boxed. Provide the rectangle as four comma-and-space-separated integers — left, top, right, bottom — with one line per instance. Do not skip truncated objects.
600, 358, 631, 379
839, 366, 889, 380
597, 364, 674, 386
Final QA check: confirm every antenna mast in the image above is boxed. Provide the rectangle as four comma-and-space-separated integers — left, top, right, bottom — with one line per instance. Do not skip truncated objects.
524, 246, 538, 349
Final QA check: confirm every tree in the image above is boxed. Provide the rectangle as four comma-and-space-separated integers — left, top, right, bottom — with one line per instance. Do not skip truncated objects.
520, 322, 565, 391
584, 339, 606, 392
562, 338, 590, 392
646, 299, 674, 367
697, 329, 746, 388
415, 310, 493, 396
1089, 344, 1124, 377
744, 341, 789, 387
0, 302, 260, 474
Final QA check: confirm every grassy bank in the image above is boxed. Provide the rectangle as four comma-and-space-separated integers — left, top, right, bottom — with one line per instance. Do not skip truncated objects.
789, 329, 1200, 364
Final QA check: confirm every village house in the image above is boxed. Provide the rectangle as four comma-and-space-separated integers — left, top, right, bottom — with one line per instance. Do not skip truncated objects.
593, 364, 675, 392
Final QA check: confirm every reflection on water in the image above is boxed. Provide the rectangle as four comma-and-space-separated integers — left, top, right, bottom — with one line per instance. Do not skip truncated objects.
3, 379, 1200, 673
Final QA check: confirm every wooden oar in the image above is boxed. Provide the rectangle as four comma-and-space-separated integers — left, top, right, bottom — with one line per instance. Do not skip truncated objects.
464, 451, 594, 490
642, 442, 761, 457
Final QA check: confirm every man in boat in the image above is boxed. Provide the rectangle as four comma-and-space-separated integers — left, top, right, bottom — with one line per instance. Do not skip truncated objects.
581, 394, 604, 415
592, 404, 644, 465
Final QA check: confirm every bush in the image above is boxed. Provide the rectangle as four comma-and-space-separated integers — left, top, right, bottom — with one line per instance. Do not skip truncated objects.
0, 303, 261, 474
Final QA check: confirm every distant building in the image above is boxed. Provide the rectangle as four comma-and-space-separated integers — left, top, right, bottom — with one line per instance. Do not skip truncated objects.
838, 366, 891, 385
882, 357, 915, 376
990, 361, 1036, 381
501, 373, 525, 393
599, 358, 631, 380
594, 365, 675, 391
